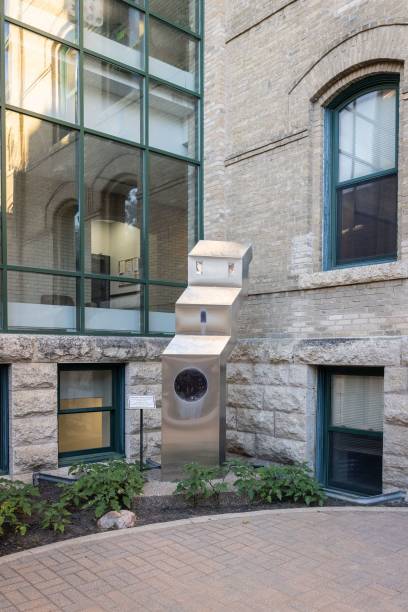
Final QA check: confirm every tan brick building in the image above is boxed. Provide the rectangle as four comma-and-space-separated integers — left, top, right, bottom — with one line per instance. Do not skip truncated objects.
203, 0, 408, 496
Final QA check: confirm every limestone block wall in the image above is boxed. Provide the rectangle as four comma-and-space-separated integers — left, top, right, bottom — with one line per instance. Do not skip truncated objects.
2, 334, 408, 492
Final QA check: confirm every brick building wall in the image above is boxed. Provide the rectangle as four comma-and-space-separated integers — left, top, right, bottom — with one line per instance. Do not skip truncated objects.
202, 0, 408, 491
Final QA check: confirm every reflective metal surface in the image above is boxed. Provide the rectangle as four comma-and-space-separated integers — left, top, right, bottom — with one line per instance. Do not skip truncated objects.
161, 241, 252, 480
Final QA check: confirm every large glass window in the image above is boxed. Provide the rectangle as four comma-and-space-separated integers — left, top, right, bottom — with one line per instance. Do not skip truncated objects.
328, 77, 398, 268
0, 1, 202, 335
58, 365, 124, 461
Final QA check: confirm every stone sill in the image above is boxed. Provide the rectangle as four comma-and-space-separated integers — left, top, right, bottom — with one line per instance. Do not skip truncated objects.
299, 261, 408, 290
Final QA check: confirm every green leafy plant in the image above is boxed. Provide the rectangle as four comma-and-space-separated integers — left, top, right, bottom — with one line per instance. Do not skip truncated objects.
231, 462, 326, 506
60, 459, 145, 519
175, 463, 229, 506
41, 499, 72, 534
0, 479, 41, 536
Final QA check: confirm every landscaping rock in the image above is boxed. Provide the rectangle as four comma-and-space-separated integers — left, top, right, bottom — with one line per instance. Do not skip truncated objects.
97, 510, 137, 530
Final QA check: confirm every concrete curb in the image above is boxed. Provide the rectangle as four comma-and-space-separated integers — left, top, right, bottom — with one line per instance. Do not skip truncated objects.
1, 505, 408, 565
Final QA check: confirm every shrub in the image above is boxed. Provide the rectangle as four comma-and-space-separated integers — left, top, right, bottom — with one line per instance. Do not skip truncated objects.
231, 461, 326, 506
60, 459, 145, 519
0, 479, 41, 536
175, 463, 229, 506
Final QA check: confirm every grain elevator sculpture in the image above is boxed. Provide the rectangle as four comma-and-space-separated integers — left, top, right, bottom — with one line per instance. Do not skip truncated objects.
161, 240, 253, 479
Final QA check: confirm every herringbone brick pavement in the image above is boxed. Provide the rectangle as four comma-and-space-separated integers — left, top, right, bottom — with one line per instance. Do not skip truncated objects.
1, 508, 408, 611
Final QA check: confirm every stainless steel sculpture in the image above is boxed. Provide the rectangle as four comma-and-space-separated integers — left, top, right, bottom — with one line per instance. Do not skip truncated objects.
161, 240, 253, 479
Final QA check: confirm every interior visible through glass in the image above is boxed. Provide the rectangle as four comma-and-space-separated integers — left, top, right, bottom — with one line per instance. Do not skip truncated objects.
84, 56, 143, 143
8, 271, 77, 330
149, 81, 197, 158
83, 0, 144, 69
149, 18, 197, 91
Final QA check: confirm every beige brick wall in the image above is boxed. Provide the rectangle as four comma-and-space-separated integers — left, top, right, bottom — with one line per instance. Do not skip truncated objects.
204, 0, 408, 339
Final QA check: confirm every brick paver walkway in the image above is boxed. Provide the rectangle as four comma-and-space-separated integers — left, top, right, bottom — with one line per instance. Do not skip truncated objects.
1, 508, 408, 611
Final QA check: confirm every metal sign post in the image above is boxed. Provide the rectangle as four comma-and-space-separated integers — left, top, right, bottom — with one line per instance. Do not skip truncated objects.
128, 395, 159, 470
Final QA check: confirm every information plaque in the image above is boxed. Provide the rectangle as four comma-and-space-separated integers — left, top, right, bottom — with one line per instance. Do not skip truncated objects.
128, 395, 157, 410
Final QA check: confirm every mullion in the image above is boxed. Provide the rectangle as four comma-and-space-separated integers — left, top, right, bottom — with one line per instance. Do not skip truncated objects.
0, 7, 7, 330
59, 406, 114, 415
336, 168, 397, 191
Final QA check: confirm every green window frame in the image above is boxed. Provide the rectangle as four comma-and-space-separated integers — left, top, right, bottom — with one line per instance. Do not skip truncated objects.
58, 363, 125, 466
0, 0, 204, 337
316, 367, 384, 496
325, 74, 399, 270
0, 366, 8, 475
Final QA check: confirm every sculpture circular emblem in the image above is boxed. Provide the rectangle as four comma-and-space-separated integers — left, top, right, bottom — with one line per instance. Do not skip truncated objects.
174, 368, 208, 402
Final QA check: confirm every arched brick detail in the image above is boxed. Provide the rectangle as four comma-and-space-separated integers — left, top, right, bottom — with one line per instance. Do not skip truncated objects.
288, 23, 408, 131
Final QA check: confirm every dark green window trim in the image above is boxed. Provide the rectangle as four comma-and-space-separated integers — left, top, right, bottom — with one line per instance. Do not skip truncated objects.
324, 74, 399, 271
0, 366, 8, 475
58, 363, 125, 466
316, 366, 384, 496
0, 0, 204, 338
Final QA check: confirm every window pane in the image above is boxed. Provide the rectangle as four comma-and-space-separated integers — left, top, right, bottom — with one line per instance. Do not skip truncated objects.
6, 25, 78, 124
149, 285, 183, 333
84, 0, 144, 69
149, 18, 198, 91
336, 175, 397, 264
149, 0, 197, 32
331, 374, 383, 432
328, 431, 382, 495
6, 112, 78, 271
8, 272, 77, 330
58, 412, 111, 453
5, 0, 78, 43
60, 369, 112, 409
149, 82, 197, 157
338, 88, 397, 182
85, 279, 142, 332
149, 154, 197, 282
84, 135, 143, 275
84, 56, 143, 143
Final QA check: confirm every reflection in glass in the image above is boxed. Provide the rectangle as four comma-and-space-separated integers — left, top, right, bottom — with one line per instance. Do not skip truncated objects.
150, 0, 197, 32
84, 135, 142, 277
149, 82, 197, 157
328, 431, 382, 495
337, 175, 397, 264
60, 369, 112, 409
149, 285, 183, 333
5, 24, 78, 124
58, 412, 111, 453
84, 56, 143, 142
149, 18, 197, 91
8, 271, 77, 330
85, 279, 142, 332
83, 0, 144, 68
339, 88, 397, 182
5, 0, 78, 42
6, 112, 78, 271
149, 154, 197, 282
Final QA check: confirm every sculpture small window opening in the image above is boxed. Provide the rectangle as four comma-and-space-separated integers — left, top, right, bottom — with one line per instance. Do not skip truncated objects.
327, 77, 399, 268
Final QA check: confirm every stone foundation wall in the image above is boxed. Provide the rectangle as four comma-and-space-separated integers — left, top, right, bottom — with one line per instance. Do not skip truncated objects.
2, 334, 408, 493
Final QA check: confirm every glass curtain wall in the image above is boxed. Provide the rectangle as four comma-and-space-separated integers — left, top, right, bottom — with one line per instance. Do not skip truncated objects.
0, 0, 202, 335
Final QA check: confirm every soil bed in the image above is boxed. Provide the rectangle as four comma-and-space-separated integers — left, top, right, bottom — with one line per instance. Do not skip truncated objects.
0, 482, 404, 557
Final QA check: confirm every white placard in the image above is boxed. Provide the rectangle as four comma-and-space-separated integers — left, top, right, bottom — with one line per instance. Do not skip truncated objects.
128, 395, 157, 410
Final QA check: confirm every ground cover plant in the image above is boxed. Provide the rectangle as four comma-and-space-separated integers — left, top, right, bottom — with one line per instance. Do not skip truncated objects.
0, 459, 145, 538
176, 460, 326, 507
